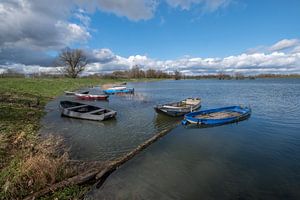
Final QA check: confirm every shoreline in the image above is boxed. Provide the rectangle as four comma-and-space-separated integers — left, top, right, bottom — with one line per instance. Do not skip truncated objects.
0, 77, 165, 199
1, 77, 298, 199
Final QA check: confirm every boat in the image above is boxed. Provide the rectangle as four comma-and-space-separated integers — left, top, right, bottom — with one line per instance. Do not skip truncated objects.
103, 86, 134, 94
60, 101, 116, 121
65, 91, 89, 95
154, 97, 201, 117
181, 105, 251, 126
75, 93, 109, 100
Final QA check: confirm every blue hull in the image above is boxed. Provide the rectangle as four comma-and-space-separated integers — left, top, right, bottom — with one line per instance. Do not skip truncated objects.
103, 88, 134, 95
182, 106, 251, 126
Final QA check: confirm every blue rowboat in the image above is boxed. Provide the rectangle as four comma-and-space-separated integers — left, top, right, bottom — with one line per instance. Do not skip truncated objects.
103, 86, 134, 95
182, 105, 251, 126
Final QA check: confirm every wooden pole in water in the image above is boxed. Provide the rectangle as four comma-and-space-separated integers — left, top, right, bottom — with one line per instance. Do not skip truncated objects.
24, 125, 177, 200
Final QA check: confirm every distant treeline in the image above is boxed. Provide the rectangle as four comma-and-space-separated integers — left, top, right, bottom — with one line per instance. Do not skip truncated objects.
0, 66, 183, 80
104, 66, 174, 79
1, 68, 300, 79
185, 72, 300, 80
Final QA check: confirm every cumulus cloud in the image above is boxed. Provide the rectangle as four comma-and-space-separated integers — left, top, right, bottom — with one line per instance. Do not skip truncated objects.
1, 1, 300, 76
81, 45, 300, 75
0, 0, 91, 66
0, 63, 60, 75
0, 0, 235, 66
1, 38, 300, 75
0, 0, 90, 50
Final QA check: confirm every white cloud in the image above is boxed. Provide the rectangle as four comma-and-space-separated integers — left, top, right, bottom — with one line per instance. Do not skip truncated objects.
0, 63, 60, 75
0, 0, 89, 50
81, 45, 300, 75
2, 39, 300, 76
165, 0, 232, 11
269, 39, 299, 52
0, 0, 91, 66
0, 1, 299, 76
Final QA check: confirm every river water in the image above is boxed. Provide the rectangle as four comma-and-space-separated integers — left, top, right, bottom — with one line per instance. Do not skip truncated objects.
41, 79, 300, 200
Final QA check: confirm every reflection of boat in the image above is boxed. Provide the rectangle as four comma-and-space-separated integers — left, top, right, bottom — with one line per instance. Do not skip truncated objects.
60, 101, 116, 121
103, 86, 134, 94
154, 98, 201, 117
182, 105, 251, 126
65, 91, 89, 95
75, 93, 109, 100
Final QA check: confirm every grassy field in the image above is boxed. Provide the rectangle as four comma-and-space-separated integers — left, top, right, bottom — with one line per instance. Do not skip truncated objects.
0, 77, 153, 199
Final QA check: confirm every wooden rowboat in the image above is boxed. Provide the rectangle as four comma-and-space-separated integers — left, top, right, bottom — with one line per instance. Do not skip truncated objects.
75, 93, 109, 100
182, 105, 251, 126
65, 91, 89, 95
154, 97, 201, 117
60, 101, 116, 121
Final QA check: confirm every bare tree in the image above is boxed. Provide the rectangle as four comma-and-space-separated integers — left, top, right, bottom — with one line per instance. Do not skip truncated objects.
57, 48, 88, 78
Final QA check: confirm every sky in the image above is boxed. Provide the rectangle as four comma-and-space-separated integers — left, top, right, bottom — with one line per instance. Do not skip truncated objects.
0, 0, 300, 75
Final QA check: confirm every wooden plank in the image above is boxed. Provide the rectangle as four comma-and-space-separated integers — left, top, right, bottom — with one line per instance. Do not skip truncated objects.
87, 108, 105, 114
196, 111, 240, 119
68, 104, 89, 110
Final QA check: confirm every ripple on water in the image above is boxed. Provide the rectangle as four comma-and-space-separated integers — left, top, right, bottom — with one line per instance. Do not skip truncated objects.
78, 79, 300, 200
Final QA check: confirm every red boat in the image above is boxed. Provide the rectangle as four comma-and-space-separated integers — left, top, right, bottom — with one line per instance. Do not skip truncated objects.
75, 93, 109, 100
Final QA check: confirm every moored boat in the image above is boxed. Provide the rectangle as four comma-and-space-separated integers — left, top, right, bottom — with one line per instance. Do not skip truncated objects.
75, 93, 109, 100
60, 101, 116, 121
103, 86, 134, 94
154, 97, 201, 117
65, 91, 89, 95
181, 105, 251, 126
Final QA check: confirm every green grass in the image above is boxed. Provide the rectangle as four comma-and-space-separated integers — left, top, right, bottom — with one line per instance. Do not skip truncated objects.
0, 77, 132, 199
0, 77, 123, 102
0, 77, 163, 200
39, 185, 90, 200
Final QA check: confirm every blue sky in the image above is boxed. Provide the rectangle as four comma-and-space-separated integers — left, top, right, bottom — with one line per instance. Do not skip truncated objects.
0, 0, 300, 75
87, 0, 300, 59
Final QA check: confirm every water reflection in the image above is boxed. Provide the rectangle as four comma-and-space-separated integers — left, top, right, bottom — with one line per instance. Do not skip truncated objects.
82, 79, 300, 200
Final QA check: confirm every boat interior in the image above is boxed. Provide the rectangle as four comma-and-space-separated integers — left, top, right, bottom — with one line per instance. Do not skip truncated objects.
195, 111, 241, 119
61, 102, 109, 115
164, 98, 200, 109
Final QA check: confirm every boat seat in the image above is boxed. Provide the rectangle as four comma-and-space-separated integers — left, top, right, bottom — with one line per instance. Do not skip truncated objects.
185, 99, 200, 105
87, 108, 105, 114
163, 105, 181, 109
68, 104, 89, 110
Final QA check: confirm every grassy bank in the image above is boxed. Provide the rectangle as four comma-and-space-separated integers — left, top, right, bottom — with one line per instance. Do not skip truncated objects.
0, 77, 158, 199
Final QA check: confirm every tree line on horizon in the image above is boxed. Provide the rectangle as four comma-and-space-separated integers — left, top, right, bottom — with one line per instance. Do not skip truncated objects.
1, 48, 299, 79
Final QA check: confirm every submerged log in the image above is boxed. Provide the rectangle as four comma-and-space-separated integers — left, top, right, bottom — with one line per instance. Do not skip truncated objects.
94, 128, 173, 187
24, 126, 177, 200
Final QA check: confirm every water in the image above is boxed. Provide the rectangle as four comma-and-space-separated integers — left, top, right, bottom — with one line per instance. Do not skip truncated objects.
41, 79, 300, 199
